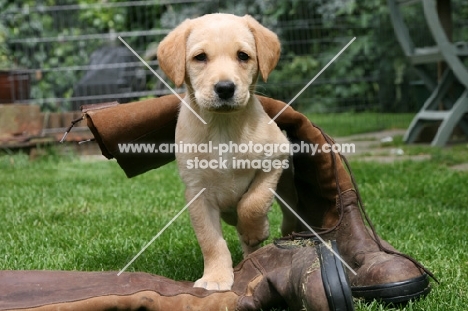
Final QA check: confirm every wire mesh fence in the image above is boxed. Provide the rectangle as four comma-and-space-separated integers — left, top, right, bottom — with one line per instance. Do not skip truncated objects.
0, 0, 466, 118
1, 1, 176, 110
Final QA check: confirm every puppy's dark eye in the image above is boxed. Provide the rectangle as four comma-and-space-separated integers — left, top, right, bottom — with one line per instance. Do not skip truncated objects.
237, 51, 249, 61
194, 53, 207, 62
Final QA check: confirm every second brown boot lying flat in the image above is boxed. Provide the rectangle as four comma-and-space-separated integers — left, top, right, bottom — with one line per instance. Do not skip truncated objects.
79, 94, 435, 304
0, 239, 353, 311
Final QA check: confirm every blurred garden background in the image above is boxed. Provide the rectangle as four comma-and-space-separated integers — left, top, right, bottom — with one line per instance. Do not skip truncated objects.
0, 0, 466, 112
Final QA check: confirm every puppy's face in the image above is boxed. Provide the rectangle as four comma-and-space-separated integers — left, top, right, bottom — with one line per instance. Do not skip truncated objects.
157, 14, 281, 113
185, 16, 258, 112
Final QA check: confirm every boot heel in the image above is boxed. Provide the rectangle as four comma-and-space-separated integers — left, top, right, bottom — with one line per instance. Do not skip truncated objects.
318, 240, 355, 311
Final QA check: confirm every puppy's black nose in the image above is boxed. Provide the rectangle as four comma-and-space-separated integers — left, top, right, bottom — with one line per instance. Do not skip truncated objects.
214, 81, 235, 100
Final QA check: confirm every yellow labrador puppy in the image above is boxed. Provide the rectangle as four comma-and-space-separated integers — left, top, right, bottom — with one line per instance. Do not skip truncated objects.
157, 13, 289, 290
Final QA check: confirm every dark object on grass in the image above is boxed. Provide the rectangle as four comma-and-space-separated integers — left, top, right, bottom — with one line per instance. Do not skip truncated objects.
71, 46, 145, 110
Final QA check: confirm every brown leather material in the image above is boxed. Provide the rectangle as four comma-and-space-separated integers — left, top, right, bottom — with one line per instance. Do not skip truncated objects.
0, 243, 327, 311
0, 270, 237, 311
320, 189, 426, 287
234, 241, 328, 311
81, 101, 120, 113
257, 96, 354, 229
84, 96, 179, 177
14, 292, 237, 311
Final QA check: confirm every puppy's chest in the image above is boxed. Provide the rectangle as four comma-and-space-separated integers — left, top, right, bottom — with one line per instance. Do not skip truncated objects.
178, 144, 257, 183
184, 161, 256, 211
176, 133, 263, 209
177, 128, 276, 160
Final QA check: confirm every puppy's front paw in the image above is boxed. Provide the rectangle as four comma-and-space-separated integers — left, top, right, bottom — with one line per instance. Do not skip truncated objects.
237, 217, 269, 247
193, 269, 234, 291
194, 279, 233, 291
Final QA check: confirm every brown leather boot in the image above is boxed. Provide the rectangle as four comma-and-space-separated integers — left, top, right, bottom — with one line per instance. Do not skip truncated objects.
78, 94, 434, 303
261, 97, 435, 304
0, 240, 345, 311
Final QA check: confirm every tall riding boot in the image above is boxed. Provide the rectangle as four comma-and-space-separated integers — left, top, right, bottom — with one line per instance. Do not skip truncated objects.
261, 97, 434, 303
0, 239, 350, 311
79, 94, 434, 303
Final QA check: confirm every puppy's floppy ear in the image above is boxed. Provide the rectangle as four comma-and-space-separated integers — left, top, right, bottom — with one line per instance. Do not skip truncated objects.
157, 19, 192, 87
243, 15, 281, 82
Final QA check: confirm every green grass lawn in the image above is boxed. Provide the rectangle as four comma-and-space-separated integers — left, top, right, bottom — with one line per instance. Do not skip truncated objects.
1, 149, 467, 310
1, 119, 467, 310
305, 112, 415, 137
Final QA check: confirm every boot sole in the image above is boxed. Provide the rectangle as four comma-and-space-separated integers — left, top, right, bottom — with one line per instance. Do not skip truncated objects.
351, 274, 431, 304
